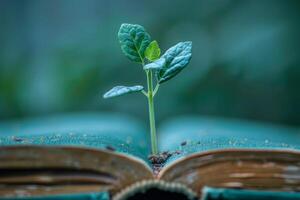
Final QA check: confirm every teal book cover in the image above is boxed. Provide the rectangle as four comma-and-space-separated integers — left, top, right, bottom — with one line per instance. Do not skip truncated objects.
201, 187, 300, 200
0, 114, 300, 199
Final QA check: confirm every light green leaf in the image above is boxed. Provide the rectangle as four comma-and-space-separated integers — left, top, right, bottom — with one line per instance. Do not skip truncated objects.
145, 40, 161, 61
157, 41, 192, 84
103, 85, 144, 99
143, 58, 166, 71
118, 24, 151, 63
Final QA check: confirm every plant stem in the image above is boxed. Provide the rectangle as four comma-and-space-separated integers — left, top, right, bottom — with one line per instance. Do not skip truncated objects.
153, 84, 160, 96
146, 70, 158, 154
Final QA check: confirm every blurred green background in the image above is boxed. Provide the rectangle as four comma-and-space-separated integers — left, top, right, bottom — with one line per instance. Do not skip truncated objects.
0, 0, 299, 126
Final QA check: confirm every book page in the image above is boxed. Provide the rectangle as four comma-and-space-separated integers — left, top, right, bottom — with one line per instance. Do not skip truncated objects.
158, 116, 300, 165
0, 112, 150, 161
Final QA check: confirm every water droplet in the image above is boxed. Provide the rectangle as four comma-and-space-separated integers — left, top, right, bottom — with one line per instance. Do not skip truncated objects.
265, 139, 269, 144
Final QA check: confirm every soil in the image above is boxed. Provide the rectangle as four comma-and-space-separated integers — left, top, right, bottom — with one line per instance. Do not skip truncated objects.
12, 136, 23, 142
181, 141, 187, 146
104, 141, 187, 175
148, 150, 181, 175
105, 145, 116, 151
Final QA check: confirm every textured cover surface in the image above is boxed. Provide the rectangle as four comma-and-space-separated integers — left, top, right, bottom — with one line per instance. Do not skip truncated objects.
0, 113, 149, 160
0, 192, 109, 200
158, 116, 300, 164
201, 187, 300, 200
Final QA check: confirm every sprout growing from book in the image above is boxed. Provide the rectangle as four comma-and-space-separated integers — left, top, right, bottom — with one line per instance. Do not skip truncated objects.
103, 24, 192, 155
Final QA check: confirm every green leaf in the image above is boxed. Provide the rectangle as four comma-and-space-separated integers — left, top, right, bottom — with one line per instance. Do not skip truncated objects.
143, 58, 166, 71
103, 85, 144, 99
157, 41, 192, 84
145, 40, 161, 61
118, 24, 151, 63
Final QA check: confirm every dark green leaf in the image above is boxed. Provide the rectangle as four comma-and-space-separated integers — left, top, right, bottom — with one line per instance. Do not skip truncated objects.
118, 24, 151, 63
145, 40, 161, 61
157, 41, 192, 84
103, 85, 143, 99
143, 58, 166, 71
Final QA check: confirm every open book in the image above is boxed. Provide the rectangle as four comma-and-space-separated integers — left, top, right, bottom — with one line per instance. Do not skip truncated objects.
0, 113, 300, 200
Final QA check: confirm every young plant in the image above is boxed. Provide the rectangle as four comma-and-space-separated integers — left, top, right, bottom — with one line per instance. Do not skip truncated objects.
103, 23, 192, 155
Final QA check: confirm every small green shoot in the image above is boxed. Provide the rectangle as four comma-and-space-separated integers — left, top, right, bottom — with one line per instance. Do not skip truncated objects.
103, 23, 192, 155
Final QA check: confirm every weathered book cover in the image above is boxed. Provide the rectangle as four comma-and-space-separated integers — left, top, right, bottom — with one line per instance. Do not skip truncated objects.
0, 113, 300, 200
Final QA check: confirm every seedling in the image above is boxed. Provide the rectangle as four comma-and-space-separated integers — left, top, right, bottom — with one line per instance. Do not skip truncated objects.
103, 24, 192, 155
